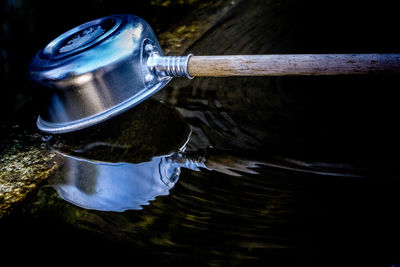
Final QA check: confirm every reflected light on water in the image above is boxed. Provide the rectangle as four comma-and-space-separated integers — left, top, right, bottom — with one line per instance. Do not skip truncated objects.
51, 152, 184, 211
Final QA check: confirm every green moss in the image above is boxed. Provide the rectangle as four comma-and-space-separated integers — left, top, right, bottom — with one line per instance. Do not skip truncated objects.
0, 133, 62, 218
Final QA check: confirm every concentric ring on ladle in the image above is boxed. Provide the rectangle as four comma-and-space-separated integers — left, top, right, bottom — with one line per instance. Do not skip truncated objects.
40, 16, 122, 59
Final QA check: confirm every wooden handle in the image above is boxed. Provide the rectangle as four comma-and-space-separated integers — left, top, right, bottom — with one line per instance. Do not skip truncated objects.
187, 54, 400, 77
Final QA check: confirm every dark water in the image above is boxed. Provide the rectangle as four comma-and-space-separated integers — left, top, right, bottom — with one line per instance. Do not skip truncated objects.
2, 0, 400, 266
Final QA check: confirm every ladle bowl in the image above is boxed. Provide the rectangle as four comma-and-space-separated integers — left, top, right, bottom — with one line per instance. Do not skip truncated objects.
29, 14, 400, 134
29, 14, 187, 134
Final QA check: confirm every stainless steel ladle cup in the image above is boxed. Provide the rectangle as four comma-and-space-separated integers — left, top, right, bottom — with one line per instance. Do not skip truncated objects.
29, 14, 192, 134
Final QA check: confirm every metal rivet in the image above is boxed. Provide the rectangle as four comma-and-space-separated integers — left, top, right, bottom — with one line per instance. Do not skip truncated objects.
145, 74, 155, 84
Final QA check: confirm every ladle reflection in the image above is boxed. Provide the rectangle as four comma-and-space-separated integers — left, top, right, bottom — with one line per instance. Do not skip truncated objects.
52, 150, 204, 212
51, 131, 214, 211
51, 144, 368, 212
48, 100, 369, 212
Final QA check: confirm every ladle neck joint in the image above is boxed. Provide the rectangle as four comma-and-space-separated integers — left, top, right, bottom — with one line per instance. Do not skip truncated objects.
147, 53, 194, 79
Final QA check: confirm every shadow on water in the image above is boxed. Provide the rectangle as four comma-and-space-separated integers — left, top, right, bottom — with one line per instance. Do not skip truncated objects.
2, 0, 400, 266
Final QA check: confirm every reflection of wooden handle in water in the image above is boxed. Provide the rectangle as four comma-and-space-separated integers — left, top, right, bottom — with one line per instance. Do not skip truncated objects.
187, 54, 400, 77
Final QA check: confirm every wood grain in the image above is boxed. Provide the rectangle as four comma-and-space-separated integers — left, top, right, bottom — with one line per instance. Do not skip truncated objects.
187, 54, 400, 77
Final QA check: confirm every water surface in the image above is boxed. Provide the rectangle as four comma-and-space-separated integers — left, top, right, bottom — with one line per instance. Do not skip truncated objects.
2, 0, 400, 266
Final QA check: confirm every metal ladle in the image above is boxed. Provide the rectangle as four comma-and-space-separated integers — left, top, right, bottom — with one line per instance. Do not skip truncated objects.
29, 14, 400, 134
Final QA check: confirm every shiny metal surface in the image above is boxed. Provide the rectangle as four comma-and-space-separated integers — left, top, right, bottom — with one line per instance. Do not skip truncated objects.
148, 53, 194, 79
29, 14, 177, 134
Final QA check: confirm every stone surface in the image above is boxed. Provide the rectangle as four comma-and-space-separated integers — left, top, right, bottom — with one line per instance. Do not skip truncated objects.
0, 127, 62, 218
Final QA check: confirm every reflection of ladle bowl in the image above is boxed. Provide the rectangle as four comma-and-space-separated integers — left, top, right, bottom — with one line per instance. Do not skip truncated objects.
48, 99, 196, 211
50, 153, 190, 211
